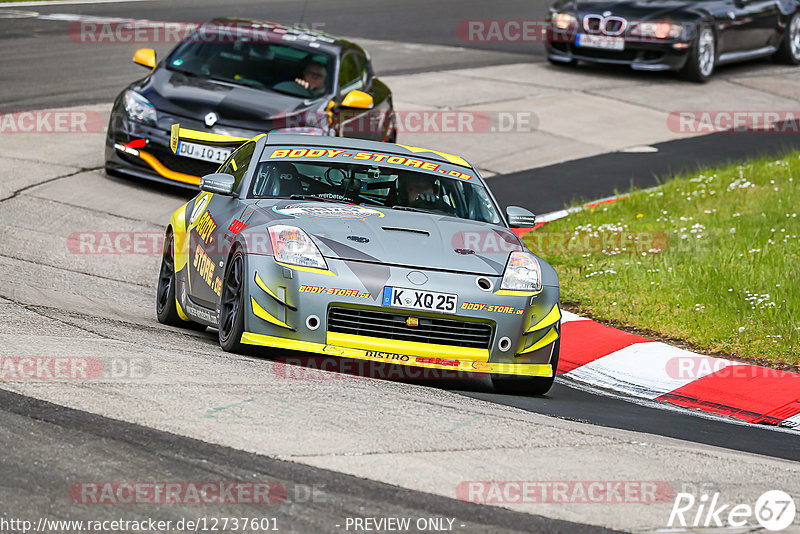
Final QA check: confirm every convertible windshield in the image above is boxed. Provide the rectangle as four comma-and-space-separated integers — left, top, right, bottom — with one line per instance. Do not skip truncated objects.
248, 160, 502, 224
166, 38, 333, 98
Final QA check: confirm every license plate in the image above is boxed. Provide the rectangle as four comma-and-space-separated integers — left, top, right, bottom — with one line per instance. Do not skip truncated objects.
575, 34, 625, 50
382, 286, 458, 313
178, 141, 231, 164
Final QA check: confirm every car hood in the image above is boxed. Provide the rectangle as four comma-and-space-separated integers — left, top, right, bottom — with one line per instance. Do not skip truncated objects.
139, 68, 326, 131
252, 201, 525, 275
574, 0, 696, 20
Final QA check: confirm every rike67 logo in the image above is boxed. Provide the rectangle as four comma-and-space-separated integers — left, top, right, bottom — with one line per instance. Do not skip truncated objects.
669, 490, 797, 531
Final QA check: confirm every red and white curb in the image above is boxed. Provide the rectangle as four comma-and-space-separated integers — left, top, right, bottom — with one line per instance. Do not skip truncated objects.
516, 194, 799, 429
558, 311, 800, 429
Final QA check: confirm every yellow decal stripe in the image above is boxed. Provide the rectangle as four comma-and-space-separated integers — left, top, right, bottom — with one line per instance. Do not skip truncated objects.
517, 326, 559, 356
171, 124, 249, 151
175, 298, 189, 321
240, 331, 551, 377
254, 273, 279, 301
275, 260, 336, 276
494, 289, 541, 297
250, 297, 293, 330
525, 305, 561, 334
138, 150, 201, 186
327, 332, 489, 362
396, 144, 471, 168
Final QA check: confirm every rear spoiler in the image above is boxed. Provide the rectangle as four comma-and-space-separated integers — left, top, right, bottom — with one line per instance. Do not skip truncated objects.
169, 123, 250, 153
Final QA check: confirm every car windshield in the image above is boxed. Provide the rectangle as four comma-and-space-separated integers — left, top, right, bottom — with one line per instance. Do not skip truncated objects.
166, 37, 333, 98
248, 160, 502, 224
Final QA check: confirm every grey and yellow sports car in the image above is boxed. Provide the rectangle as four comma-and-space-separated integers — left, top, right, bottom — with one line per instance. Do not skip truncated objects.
157, 127, 561, 394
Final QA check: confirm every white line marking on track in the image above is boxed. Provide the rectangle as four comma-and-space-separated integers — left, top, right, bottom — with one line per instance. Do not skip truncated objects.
0, 0, 152, 7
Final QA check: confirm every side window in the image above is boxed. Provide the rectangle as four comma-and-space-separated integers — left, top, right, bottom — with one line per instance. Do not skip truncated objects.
338, 52, 366, 93
225, 142, 256, 194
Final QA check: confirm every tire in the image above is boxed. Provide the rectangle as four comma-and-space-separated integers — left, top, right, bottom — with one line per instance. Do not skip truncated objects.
492, 339, 560, 396
156, 231, 185, 326
219, 251, 248, 353
682, 24, 716, 82
774, 12, 800, 64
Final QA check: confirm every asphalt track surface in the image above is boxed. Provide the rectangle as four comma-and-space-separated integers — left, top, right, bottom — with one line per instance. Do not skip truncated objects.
0, 388, 618, 534
1, 0, 799, 531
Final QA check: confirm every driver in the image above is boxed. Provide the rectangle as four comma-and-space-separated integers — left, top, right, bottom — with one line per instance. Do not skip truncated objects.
293, 61, 327, 96
398, 173, 443, 208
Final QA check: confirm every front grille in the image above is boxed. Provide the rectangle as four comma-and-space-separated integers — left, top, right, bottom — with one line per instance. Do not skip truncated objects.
147, 146, 221, 178
328, 306, 493, 349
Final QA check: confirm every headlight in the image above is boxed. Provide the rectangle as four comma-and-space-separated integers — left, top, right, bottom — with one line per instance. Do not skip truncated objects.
123, 90, 157, 124
552, 12, 577, 30
501, 252, 542, 292
268, 225, 328, 270
631, 22, 683, 39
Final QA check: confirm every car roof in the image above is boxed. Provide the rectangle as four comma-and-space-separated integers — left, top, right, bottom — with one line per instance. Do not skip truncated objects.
261, 133, 476, 170
199, 18, 359, 56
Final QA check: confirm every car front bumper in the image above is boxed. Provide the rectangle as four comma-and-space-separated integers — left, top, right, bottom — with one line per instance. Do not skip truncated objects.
239, 255, 561, 378
546, 39, 691, 71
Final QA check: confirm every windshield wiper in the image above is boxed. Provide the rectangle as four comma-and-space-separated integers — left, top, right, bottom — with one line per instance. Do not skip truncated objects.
167, 65, 199, 77
289, 194, 358, 205
388, 205, 438, 215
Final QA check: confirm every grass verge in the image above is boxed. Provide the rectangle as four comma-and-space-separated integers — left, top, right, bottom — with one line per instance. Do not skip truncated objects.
525, 152, 799, 367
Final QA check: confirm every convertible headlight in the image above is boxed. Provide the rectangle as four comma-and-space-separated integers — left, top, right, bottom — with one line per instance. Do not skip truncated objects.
123, 90, 157, 124
632, 22, 683, 39
501, 252, 542, 292
552, 12, 577, 30
268, 225, 327, 270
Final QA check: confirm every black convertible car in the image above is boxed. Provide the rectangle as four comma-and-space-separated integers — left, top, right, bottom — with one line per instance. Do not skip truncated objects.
106, 19, 396, 188
545, 0, 800, 81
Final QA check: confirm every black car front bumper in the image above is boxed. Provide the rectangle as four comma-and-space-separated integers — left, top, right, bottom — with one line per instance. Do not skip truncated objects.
546, 38, 691, 72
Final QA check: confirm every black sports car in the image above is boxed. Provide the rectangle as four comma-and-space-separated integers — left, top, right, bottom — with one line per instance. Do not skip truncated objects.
545, 0, 800, 81
106, 19, 396, 188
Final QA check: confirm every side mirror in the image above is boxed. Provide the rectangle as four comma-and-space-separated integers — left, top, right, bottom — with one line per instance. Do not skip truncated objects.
506, 206, 537, 228
341, 90, 374, 109
200, 173, 235, 195
133, 48, 156, 69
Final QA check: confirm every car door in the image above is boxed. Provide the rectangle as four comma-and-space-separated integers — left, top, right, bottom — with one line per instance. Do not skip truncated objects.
187, 141, 256, 308
717, 0, 780, 53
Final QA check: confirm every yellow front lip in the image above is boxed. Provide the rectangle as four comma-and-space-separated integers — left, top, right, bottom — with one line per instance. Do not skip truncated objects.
240, 331, 552, 377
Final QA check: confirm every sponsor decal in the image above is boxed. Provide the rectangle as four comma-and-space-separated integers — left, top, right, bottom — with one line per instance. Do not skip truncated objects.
267, 148, 473, 180
462, 302, 525, 314
365, 351, 410, 362
299, 285, 370, 298
415, 357, 460, 367
194, 210, 217, 244
274, 204, 384, 220
184, 302, 218, 324
170, 123, 180, 153
228, 219, 248, 234
189, 194, 210, 224
192, 245, 221, 296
